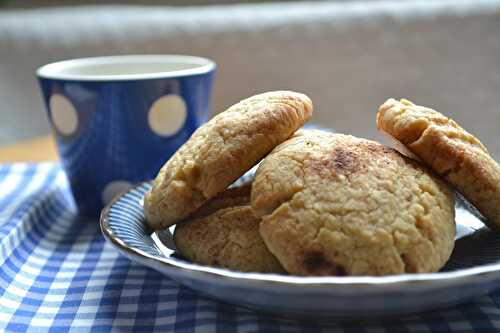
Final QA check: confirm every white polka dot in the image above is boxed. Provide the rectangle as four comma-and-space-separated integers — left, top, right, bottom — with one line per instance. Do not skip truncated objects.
102, 181, 133, 205
148, 94, 187, 136
50, 94, 79, 136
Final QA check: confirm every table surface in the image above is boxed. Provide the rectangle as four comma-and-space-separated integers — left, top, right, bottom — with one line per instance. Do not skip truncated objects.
3, 135, 500, 331
0, 135, 58, 162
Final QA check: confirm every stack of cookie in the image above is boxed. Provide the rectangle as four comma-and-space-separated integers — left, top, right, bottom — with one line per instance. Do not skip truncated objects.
144, 91, 500, 276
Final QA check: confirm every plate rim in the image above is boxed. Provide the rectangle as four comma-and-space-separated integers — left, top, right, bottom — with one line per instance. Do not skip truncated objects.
100, 181, 500, 287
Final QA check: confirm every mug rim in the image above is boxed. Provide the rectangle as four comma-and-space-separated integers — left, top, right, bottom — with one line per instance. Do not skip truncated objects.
36, 54, 216, 82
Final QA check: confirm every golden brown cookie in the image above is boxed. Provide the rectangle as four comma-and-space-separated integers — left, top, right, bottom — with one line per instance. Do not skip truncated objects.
173, 187, 285, 273
252, 130, 455, 276
377, 98, 500, 230
144, 91, 313, 230
189, 183, 252, 219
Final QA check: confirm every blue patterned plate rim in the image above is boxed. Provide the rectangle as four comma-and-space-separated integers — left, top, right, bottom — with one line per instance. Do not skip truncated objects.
100, 182, 500, 287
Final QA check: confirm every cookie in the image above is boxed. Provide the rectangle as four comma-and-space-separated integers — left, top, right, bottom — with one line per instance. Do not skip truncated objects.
251, 130, 455, 276
377, 98, 500, 230
144, 91, 313, 230
189, 182, 252, 219
173, 187, 285, 273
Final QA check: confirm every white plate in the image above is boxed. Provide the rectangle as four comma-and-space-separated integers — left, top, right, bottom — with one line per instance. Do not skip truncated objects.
100, 176, 500, 319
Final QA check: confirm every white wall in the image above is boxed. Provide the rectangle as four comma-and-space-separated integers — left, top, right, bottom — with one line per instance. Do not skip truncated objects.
1, 1, 499, 158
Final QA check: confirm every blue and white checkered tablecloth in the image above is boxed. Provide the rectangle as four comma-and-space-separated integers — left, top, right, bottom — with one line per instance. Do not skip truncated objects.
2, 163, 500, 332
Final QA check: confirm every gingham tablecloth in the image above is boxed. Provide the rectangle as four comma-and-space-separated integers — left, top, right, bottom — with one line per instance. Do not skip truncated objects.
2, 163, 500, 332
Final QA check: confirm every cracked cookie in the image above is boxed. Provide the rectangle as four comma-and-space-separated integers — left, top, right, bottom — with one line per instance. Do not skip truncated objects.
252, 130, 455, 276
173, 185, 285, 273
144, 91, 313, 230
377, 98, 500, 231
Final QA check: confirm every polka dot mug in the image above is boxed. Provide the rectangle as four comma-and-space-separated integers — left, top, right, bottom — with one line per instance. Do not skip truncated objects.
37, 55, 215, 217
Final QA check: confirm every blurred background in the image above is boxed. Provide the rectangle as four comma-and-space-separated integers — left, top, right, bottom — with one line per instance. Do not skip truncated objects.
0, 0, 499, 158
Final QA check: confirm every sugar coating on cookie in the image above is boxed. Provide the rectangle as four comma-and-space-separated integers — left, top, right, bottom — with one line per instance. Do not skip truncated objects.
173, 188, 284, 274
377, 98, 500, 230
252, 130, 456, 276
144, 91, 313, 230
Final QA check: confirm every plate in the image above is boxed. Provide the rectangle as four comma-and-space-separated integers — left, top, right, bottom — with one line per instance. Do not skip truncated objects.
100, 175, 500, 319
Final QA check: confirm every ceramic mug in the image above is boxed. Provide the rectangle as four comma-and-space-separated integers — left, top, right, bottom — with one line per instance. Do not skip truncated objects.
37, 55, 216, 217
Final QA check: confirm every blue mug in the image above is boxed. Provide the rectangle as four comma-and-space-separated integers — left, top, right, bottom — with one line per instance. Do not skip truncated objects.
37, 55, 216, 217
